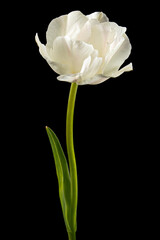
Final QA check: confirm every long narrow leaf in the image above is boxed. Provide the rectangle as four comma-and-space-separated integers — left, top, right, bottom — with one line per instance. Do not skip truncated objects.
46, 126, 71, 232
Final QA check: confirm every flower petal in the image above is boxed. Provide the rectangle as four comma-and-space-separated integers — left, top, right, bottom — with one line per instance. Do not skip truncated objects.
66, 11, 88, 40
35, 33, 68, 75
103, 34, 132, 76
110, 63, 133, 78
85, 63, 133, 85
87, 12, 109, 22
80, 56, 91, 75
52, 36, 97, 74
82, 75, 109, 85
46, 11, 87, 47
46, 14, 68, 48
57, 73, 81, 83
81, 63, 133, 85
76, 20, 92, 42
35, 33, 52, 61
57, 56, 103, 85
80, 56, 103, 82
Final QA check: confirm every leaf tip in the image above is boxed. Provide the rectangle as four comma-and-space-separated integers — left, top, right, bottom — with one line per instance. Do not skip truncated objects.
45, 126, 49, 133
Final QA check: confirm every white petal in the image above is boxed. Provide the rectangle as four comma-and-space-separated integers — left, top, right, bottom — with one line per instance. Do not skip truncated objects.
57, 73, 81, 83
80, 56, 91, 75
103, 34, 131, 76
81, 57, 103, 81
110, 63, 133, 78
35, 33, 68, 75
52, 36, 73, 74
35, 33, 52, 61
89, 22, 126, 58
80, 75, 109, 85
52, 36, 96, 74
87, 12, 109, 22
57, 55, 103, 85
83, 63, 133, 85
87, 57, 103, 78
46, 14, 68, 48
89, 23, 111, 57
76, 20, 92, 42
103, 23, 127, 64
46, 11, 87, 47
66, 11, 88, 40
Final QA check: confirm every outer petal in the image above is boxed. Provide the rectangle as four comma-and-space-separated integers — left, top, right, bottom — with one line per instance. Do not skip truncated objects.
46, 11, 87, 47
109, 63, 133, 78
80, 75, 109, 85
103, 23, 127, 65
81, 63, 133, 85
89, 22, 124, 58
57, 73, 81, 83
46, 14, 68, 48
35, 33, 52, 61
103, 34, 132, 76
87, 63, 133, 85
87, 12, 109, 22
35, 34, 69, 75
52, 36, 97, 74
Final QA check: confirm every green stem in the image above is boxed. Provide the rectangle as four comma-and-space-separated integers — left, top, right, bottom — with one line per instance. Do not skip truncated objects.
68, 231, 76, 240
66, 83, 78, 238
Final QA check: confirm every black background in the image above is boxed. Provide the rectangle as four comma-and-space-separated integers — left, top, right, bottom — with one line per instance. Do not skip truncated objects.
4, 1, 156, 239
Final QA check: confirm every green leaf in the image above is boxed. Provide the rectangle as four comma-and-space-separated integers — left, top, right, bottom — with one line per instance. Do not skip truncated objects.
46, 126, 71, 232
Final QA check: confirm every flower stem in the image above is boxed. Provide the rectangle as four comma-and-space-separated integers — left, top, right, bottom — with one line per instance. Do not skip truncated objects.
68, 231, 76, 240
66, 83, 78, 239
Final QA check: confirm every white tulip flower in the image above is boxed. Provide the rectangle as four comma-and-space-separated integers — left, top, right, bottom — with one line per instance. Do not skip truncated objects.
36, 10, 132, 84
36, 11, 133, 240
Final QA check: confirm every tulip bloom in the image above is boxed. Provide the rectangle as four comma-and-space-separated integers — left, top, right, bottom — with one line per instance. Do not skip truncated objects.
36, 11, 133, 240
36, 11, 132, 85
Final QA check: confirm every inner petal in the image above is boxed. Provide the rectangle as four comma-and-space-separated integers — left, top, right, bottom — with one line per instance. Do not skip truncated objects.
52, 36, 97, 74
